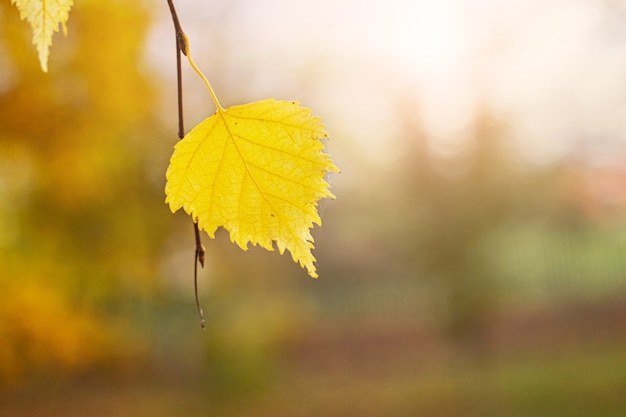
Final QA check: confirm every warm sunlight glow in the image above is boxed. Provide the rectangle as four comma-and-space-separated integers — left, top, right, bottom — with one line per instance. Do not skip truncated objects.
150, 0, 626, 165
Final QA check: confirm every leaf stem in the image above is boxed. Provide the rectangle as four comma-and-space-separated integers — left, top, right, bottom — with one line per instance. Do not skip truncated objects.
181, 33, 225, 112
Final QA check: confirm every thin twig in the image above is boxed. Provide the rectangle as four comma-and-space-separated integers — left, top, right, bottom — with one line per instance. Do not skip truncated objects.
167, 0, 206, 329
166, 0, 186, 138
194, 221, 206, 329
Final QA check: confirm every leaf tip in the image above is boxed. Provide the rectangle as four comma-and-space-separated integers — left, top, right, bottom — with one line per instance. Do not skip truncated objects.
37, 44, 49, 72
303, 257, 319, 278
12, 0, 73, 72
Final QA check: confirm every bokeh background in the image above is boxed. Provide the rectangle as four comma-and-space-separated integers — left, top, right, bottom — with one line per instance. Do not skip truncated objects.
2, 0, 626, 415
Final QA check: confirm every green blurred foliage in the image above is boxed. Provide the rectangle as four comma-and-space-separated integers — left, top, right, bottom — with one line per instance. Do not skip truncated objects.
199, 236, 317, 397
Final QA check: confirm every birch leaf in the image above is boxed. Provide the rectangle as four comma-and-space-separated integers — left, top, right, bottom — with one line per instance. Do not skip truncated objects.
165, 99, 338, 278
11, 0, 73, 72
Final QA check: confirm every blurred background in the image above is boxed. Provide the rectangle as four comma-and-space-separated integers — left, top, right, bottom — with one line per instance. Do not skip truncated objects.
2, 0, 626, 415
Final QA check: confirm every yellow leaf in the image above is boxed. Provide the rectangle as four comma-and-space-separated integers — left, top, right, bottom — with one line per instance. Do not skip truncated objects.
11, 0, 73, 72
165, 99, 339, 278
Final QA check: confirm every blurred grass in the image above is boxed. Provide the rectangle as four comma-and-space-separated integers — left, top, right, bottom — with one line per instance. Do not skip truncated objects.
2, 332, 625, 417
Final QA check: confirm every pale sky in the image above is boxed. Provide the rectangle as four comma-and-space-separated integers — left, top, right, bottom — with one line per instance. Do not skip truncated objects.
148, 0, 626, 168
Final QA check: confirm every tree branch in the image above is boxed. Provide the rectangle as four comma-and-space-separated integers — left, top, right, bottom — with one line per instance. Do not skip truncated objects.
167, 0, 206, 329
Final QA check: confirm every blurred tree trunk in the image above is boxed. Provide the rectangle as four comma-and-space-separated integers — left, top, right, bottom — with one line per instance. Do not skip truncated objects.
398, 105, 519, 357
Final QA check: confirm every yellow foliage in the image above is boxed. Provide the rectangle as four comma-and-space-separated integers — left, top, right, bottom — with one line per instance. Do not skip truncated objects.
165, 99, 339, 278
0, 282, 112, 383
10, 0, 73, 72
0, 1, 157, 384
